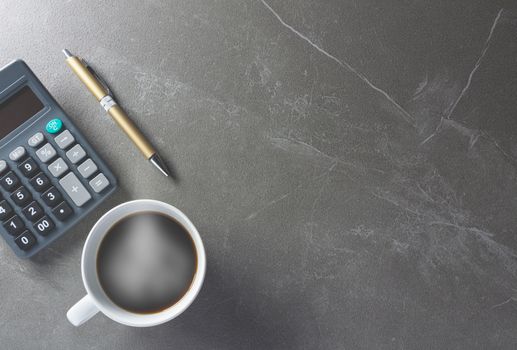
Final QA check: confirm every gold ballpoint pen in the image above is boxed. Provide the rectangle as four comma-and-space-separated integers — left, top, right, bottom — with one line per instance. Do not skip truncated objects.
62, 49, 171, 177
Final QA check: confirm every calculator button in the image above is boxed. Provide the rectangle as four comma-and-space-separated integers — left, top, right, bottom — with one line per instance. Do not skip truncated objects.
46, 118, 63, 134
59, 172, 91, 207
48, 158, 69, 178
4, 215, 25, 236
41, 187, 63, 207
78, 159, 98, 178
9, 146, 26, 161
66, 144, 86, 164
18, 158, 39, 178
0, 171, 20, 192
54, 130, 75, 149
22, 201, 44, 222
0, 200, 13, 221
34, 216, 55, 236
89, 173, 110, 193
52, 201, 73, 221
11, 187, 32, 206
0, 160, 7, 175
15, 231, 36, 251
30, 173, 51, 192
36, 143, 57, 163
28, 132, 45, 148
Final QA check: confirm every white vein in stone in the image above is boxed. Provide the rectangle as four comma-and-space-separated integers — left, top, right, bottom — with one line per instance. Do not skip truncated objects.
445, 8, 504, 119
259, 0, 415, 125
419, 118, 444, 146
269, 136, 386, 173
245, 192, 291, 220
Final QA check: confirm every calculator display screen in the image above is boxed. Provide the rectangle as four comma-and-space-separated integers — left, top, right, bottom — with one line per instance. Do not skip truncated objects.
0, 86, 44, 139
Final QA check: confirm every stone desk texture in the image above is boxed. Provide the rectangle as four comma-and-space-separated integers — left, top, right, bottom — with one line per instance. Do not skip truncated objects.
1, 0, 517, 349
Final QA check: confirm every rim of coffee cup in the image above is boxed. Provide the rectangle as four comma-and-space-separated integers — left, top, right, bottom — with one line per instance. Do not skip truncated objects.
80, 199, 206, 327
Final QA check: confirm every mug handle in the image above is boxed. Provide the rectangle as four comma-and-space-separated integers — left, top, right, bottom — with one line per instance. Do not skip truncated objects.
67, 295, 99, 326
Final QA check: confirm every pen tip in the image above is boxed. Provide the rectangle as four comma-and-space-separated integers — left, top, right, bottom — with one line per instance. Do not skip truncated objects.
62, 49, 73, 58
149, 153, 171, 177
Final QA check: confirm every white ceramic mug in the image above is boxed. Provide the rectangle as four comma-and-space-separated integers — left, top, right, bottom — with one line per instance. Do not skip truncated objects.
67, 199, 206, 327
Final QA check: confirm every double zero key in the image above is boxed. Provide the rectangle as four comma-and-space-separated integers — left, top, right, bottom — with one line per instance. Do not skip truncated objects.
33, 216, 55, 236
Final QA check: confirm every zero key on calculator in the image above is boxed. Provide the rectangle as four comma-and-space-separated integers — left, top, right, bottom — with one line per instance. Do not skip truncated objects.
0, 60, 117, 258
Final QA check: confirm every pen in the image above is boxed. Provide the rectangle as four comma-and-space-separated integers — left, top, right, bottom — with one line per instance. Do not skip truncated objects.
62, 49, 171, 177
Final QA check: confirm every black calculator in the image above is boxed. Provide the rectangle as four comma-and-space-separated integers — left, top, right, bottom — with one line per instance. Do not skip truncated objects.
0, 60, 117, 258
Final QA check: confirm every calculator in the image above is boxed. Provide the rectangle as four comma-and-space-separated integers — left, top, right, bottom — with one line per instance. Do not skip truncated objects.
0, 60, 117, 258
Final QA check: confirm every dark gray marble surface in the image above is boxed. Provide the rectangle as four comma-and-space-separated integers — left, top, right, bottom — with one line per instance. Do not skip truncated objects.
2, 0, 517, 349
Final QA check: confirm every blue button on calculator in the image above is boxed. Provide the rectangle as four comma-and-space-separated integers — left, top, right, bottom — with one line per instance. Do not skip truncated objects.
45, 118, 63, 134
0, 60, 117, 258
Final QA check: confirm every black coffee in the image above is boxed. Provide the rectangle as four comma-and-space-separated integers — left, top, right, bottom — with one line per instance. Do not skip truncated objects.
97, 212, 197, 314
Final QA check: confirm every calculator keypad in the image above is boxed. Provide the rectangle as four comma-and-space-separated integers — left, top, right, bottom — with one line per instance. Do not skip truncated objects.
33, 216, 55, 236
22, 201, 44, 222
54, 130, 75, 149
1, 171, 20, 192
59, 173, 91, 207
28, 132, 44, 148
4, 215, 25, 236
52, 201, 73, 221
48, 157, 69, 177
42, 187, 63, 207
0, 160, 7, 174
0, 200, 13, 220
90, 173, 110, 193
36, 143, 56, 163
77, 159, 97, 178
11, 187, 32, 206
15, 231, 36, 251
18, 158, 39, 177
0, 122, 115, 257
9, 146, 26, 161
66, 144, 86, 164
30, 173, 51, 192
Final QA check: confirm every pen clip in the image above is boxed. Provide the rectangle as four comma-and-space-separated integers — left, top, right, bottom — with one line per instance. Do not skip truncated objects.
81, 58, 117, 101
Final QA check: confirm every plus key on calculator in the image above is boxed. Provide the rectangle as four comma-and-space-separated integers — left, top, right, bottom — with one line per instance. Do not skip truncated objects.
0, 60, 117, 258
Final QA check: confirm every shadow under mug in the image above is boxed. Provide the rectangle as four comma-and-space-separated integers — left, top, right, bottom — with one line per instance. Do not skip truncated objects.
67, 199, 206, 327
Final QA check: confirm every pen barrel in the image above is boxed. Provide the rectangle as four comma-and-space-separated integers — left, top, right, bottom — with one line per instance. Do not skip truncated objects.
65, 57, 107, 101
108, 105, 156, 159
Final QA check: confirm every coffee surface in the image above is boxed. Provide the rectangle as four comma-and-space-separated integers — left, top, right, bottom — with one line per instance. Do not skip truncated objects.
97, 212, 197, 314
